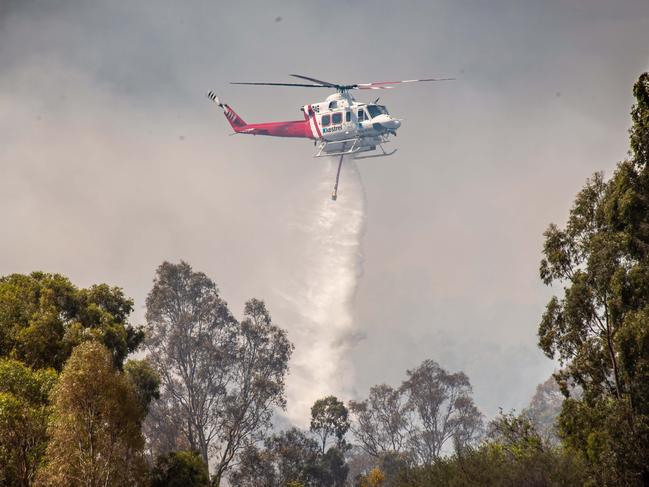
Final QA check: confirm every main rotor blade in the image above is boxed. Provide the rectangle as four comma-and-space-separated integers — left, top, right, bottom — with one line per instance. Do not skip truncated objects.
230, 82, 331, 88
356, 78, 455, 89
289, 74, 339, 88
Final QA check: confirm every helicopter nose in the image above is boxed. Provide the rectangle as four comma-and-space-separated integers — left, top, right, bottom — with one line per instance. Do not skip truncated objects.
384, 118, 402, 130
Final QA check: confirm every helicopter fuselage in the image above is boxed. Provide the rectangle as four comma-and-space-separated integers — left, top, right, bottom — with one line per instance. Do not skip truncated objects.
211, 91, 401, 158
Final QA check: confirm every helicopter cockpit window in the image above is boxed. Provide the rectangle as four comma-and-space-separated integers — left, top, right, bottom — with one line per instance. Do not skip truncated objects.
321, 114, 331, 126
345, 111, 351, 122
367, 105, 388, 118
329, 101, 338, 109
357, 109, 366, 122
332, 112, 342, 124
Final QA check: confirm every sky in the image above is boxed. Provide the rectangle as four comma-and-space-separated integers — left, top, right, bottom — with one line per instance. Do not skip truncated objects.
2, 0, 649, 424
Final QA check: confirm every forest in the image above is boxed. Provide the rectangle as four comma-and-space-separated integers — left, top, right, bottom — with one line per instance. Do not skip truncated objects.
1, 72, 649, 486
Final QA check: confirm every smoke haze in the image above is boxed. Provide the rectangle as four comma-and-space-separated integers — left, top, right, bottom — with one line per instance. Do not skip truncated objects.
2, 0, 649, 422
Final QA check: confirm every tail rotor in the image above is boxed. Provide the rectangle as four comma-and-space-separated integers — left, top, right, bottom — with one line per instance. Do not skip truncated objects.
207, 91, 222, 106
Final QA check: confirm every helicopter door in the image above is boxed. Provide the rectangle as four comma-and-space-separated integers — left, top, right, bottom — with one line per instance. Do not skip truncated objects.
357, 108, 368, 122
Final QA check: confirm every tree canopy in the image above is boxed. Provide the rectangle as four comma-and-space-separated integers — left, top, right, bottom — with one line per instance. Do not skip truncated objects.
0, 272, 143, 371
144, 261, 294, 485
538, 72, 649, 485
310, 396, 350, 454
0, 359, 56, 487
36, 341, 147, 487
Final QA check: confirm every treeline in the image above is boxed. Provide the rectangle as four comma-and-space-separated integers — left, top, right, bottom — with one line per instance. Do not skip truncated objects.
0, 262, 540, 486
2, 72, 649, 486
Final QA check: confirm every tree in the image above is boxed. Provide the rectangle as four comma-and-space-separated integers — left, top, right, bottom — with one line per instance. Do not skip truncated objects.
0, 272, 143, 371
401, 359, 483, 463
144, 262, 293, 485
521, 376, 564, 446
228, 443, 277, 487
229, 428, 318, 487
358, 467, 385, 487
0, 359, 56, 487
144, 261, 238, 466
537, 73, 649, 485
36, 341, 147, 487
124, 359, 160, 416
317, 447, 349, 487
150, 450, 209, 487
310, 396, 350, 454
349, 384, 410, 458
230, 427, 350, 487
213, 298, 294, 485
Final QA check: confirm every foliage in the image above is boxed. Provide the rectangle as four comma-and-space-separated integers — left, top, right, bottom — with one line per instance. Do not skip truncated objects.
317, 447, 349, 487
124, 359, 160, 417
0, 359, 56, 487
349, 360, 482, 465
403, 359, 483, 462
230, 427, 350, 487
393, 412, 584, 487
35, 341, 147, 487
214, 298, 293, 484
310, 395, 350, 453
538, 72, 649, 485
144, 261, 239, 464
0, 272, 143, 370
349, 384, 410, 458
150, 450, 209, 487
144, 261, 293, 485
358, 467, 385, 487
521, 376, 565, 446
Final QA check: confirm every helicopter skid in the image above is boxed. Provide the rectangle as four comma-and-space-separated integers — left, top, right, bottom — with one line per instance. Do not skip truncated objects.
314, 134, 391, 158
353, 144, 397, 160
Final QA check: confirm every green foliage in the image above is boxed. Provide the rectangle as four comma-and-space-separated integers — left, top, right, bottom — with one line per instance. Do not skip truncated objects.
393, 444, 585, 487
36, 341, 147, 486
317, 447, 349, 487
537, 72, 649, 485
0, 272, 143, 370
124, 359, 160, 417
310, 396, 350, 453
150, 450, 209, 487
0, 359, 56, 487
393, 414, 585, 487
230, 428, 350, 487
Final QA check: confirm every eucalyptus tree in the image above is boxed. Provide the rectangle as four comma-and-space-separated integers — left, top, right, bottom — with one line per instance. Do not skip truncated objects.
144, 262, 293, 485
402, 359, 482, 463
310, 396, 350, 454
0, 272, 142, 371
349, 360, 482, 465
348, 384, 410, 458
145, 261, 237, 466
538, 73, 649, 485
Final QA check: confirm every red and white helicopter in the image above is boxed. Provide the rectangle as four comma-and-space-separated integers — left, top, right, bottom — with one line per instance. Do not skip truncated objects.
208, 74, 453, 200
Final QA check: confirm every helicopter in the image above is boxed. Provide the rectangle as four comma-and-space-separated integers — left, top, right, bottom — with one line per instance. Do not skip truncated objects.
207, 74, 453, 200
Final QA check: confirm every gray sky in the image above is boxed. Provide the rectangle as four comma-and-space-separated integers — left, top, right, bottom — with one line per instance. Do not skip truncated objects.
2, 0, 649, 422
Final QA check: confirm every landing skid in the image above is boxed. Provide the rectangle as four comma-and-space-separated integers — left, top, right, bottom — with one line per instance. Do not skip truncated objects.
353, 145, 397, 160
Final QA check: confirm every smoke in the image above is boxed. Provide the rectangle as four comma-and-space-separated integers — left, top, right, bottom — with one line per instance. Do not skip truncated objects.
275, 157, 367, 425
